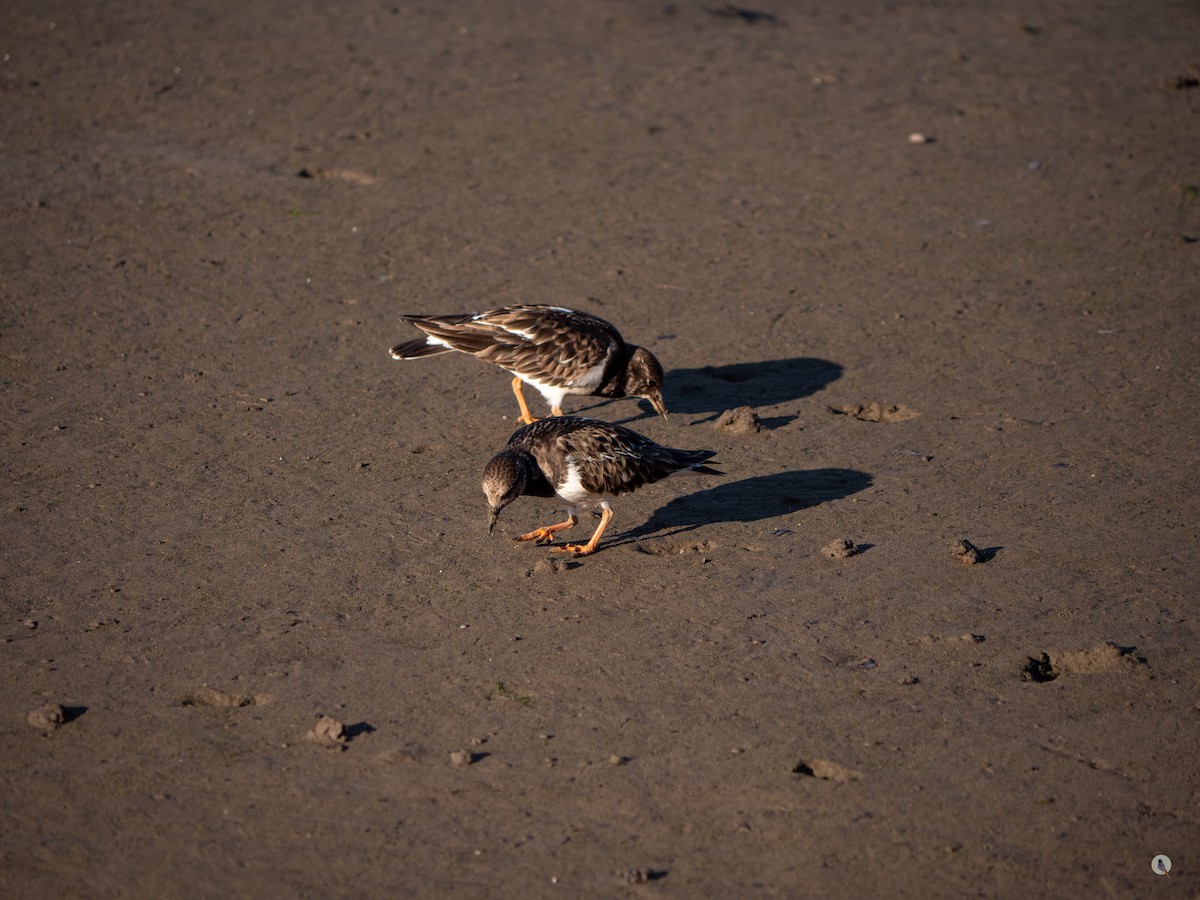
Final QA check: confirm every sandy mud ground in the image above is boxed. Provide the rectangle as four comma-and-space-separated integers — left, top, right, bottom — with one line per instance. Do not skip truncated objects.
3, 0, 1199, 895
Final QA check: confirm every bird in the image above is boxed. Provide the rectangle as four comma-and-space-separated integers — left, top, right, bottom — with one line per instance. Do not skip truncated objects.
482, 416, 721, 556
389, 304, 668, 424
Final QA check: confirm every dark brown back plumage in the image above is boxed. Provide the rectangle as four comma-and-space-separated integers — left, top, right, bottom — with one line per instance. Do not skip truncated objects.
507, 417, 718, 498
390, 305, 668, 417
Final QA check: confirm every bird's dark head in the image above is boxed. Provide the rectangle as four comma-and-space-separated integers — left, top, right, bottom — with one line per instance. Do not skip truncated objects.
482, 451, 528, 532
623, 345, 668, 420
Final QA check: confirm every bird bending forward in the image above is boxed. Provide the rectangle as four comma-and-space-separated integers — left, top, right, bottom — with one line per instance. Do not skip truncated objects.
483, 416, 721, 557
389, 304, 668, 424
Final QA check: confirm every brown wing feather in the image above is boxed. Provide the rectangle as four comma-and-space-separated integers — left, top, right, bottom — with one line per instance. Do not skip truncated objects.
555, 419, 715, 497
404, 306, 622, 387
401, 314, 497, 355
507, 417, 717, 499
475, 307, 622, 386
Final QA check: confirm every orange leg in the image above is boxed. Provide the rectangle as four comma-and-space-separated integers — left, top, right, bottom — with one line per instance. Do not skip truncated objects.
516, 514, 578, 545
553, 507, 613, 557
512, 377, 541, 425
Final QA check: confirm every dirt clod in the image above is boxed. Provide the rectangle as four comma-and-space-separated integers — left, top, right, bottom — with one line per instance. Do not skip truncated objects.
1052, 642, 1147, 674
952, 539, 982, 565
26, 703, 65, 731
793, 759, 863, 782
1021, 653, 1058, 682
306, 715, 347, 746
822, 538, 858, 559
829, 402, 918, 422
714, 406, 762, 433
185, 687, 270, 708
530, 558, 567, 576
620, 868, 666, 884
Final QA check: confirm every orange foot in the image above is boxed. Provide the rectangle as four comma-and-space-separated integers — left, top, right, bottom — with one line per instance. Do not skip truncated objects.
515, 515, 578, 545
516, 527, 558, 545
548, 507, 611, 557
552, 543, 596, 557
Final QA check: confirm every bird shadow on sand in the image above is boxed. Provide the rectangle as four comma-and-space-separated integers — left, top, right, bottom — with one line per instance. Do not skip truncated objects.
607, 467, 873, 546
573, 356, 843, 425
670, 357, 843, 421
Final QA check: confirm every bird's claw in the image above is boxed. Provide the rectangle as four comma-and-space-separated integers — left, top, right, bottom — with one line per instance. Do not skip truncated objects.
516, 527, 556, 544
552, 544, 593, 557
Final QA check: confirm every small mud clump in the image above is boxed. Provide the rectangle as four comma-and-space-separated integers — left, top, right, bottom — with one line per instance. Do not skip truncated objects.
26, 703, 66, 731
306, 714, 347, 747
620, 868, 666, 884
793, 758, 863, 782
529, 557, 568, 576
1021, 653, 1058, 683
714, 406, 762, 434
829, 402, 917, 423
184, 687, 270, 708
952, 539, 983, 564
1052, 642, 1148, 675
822, 538, 858, 560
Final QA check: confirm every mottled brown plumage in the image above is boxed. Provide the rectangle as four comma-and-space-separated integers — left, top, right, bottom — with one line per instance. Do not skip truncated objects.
389, 305, 667, 423
483, 416, 720, 556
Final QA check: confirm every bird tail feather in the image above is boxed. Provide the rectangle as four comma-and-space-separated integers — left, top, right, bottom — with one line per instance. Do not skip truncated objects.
390, 338, 452, 359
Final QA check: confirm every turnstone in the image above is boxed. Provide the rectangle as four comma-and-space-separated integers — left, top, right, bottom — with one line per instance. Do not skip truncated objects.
389, 305, 668, 424
483, 416, 720, 556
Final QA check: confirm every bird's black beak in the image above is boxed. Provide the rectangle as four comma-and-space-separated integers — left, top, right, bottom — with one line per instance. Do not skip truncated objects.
487, 506, 500, 534
649, 389, 668, 422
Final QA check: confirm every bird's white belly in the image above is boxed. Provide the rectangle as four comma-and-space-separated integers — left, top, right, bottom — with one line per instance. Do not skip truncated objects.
556, 461, 610, 506
514, 353, 609, 401
566, 359, 608, 391
519, 374, 569, 408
